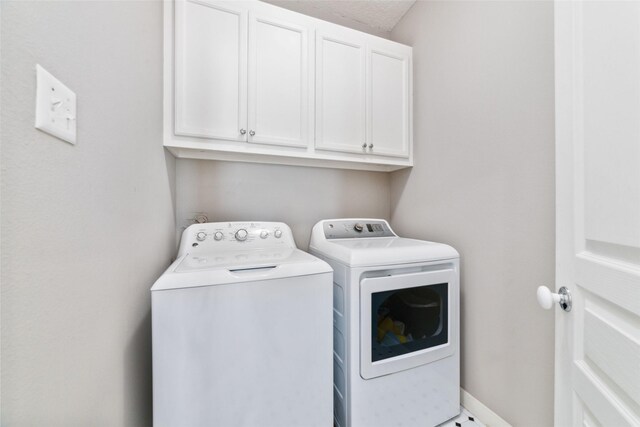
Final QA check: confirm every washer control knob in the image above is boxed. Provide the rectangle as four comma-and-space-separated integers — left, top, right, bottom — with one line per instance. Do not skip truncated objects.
196, 232, 207, 241
213, 231, 224, 241
274, 229, 283, 239
235, 229, 248, 241
260, 230, 269, 239
354, 223, 364, 232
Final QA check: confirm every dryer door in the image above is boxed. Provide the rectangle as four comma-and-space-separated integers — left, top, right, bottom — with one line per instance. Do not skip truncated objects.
360, 269, 457, 379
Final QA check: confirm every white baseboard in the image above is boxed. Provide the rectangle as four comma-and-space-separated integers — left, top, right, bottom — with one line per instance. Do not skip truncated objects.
460, 388, 512, 427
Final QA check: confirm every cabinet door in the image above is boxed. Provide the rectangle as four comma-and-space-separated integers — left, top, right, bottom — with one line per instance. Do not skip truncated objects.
315, 30, 367, 154
174, 0, 247, 141
368, 42, 411, 158
248, 10, 309, 148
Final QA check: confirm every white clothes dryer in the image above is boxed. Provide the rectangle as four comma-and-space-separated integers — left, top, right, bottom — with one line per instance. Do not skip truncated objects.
152, 221, 333, 427
310, 219, 460, 427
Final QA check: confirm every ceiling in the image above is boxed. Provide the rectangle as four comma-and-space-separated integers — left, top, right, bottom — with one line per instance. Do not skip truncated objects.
264, 0, 417, 34
311, 0, 416, 32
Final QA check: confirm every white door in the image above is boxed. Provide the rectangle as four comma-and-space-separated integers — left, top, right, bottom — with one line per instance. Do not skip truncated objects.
174, 0, 247, 141
367, 40, 411, 158
315, 29, 367, 154
247, 9, 310, 148
554, 1, 640, 426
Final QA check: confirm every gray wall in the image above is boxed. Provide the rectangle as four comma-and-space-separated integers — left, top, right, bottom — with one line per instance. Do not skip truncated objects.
175, 160, 390, 250
1, 2, 175, 425
390, 1, 555, 425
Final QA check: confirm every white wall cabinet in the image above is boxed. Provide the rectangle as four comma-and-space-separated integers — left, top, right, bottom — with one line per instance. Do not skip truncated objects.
315, 29, 367, 154
368, 40, 411, 158
165, 0, 413, 172
248, 10, 310, 148
315, 31, 412, 159
174, 0, 247, 141
174, 0, 309, 147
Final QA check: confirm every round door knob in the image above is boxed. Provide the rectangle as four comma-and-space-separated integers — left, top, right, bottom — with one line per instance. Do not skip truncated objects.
240, 129, 246, 135
537, 286, 572, 312
213, 231, 224, 241
354, 223, 364, 232
249, 130, 255, 136
235, 229, 248, 241
362, 143, 367, 149
368, 144, 374, 149
274, 229, 283, 239
196, 232, 207, 241
260, 230, 269, 239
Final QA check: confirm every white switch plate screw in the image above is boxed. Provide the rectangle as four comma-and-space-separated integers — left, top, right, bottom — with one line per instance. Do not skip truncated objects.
35, 64, 77, 144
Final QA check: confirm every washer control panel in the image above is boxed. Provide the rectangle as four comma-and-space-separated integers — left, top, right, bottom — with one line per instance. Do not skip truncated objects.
178, 221, 295, 257
323, 219, 396, 239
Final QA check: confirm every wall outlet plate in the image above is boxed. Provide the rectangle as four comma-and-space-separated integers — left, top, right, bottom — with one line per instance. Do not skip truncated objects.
35, 64, 77, 144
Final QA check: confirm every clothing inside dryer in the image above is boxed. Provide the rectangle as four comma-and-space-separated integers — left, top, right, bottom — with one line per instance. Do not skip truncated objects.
372, 283, 448, 362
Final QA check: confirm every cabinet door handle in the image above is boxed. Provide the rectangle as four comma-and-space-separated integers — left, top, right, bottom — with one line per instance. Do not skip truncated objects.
249, 130, 256, 136
362, 143, 367, 149
240, 129, 246, 135
368, 144, 374, 149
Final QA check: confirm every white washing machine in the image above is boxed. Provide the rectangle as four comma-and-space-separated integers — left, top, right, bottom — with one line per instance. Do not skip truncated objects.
310, 219, 460, 427
151, 221, 333, 427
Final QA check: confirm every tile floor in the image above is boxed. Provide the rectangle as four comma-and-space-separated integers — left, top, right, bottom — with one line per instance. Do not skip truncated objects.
438, 407, 485, 427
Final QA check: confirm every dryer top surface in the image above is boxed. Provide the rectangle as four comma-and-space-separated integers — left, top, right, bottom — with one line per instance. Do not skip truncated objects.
309, 219, 459, 267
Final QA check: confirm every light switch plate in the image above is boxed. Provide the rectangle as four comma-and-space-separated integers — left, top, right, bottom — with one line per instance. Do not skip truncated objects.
35, 64, 77, 144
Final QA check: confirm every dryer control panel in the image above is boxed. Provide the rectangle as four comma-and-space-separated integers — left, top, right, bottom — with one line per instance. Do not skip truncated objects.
322, 219, 396, 239
178, 221, 296, 257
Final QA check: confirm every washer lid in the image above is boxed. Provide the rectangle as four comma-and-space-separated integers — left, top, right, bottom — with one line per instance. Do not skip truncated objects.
175, 247, 303, 273
151, 248, 331, 291
310, 236, 459, 267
